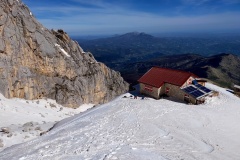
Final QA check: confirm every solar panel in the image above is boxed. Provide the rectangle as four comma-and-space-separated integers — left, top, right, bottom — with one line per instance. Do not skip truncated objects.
195, 84, 202, 88
188, 86, 196, 92
200, 86, 212, 93
194, 84, 212, 93
197, 90, 204, 95
183, 86, 197, 93
191, 90, 205, 98
182, 85, 206, 98
183, 88, 191, 93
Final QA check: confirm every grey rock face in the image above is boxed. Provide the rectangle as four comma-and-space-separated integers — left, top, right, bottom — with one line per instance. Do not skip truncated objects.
0, 0, 129, 108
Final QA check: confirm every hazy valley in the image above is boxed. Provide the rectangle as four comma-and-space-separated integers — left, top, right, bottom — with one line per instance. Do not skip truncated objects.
77, 32, 240, 88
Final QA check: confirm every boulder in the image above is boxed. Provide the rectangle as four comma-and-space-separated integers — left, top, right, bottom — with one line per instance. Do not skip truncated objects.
1, 127, 11, 134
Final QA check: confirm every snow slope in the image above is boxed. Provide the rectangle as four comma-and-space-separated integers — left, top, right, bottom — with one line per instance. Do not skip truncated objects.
0, 83, 240, 160
0, 94, 94, 152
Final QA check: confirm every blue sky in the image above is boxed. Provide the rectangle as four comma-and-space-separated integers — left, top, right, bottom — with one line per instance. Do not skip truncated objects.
22, 0, 240, 36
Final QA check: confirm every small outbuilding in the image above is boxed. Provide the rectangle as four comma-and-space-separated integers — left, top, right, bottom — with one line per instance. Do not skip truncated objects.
233, 85, 240, 96
138, 67, 213, 104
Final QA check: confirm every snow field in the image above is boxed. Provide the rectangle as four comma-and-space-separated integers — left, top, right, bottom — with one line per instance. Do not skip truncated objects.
0, 83, 240, 160
0, 94, 94, 152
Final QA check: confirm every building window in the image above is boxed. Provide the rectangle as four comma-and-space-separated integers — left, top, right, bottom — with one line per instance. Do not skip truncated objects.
144, 85, 153, 92
166, 87, 170, 94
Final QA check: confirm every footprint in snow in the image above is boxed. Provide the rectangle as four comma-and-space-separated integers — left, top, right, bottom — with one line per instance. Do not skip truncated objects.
111, 156, 118, 159
116, 147, 121, 151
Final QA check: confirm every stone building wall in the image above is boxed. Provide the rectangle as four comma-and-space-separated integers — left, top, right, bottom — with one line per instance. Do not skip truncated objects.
139, 82, 198, 104
139, 83, 161, 99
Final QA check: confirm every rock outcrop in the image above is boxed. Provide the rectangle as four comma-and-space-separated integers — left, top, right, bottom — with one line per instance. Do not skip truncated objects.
0, 0, 129, 108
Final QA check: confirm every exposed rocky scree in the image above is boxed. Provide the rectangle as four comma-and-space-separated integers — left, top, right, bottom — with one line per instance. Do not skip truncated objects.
0, 0, 129, 108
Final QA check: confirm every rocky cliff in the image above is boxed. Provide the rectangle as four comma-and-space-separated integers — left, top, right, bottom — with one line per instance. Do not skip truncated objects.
0, 0, 129, 108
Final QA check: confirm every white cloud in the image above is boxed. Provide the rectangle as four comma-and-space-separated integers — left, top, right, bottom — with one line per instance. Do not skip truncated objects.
28, 2, 240, 36
38, 11, 240, 36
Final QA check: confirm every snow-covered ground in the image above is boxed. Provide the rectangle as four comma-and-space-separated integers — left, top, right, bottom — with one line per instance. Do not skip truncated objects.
0, 83, 240, 160
0, 94, 94, 152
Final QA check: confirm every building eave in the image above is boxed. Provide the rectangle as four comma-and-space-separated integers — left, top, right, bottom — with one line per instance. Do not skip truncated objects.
139, 81, 164, 88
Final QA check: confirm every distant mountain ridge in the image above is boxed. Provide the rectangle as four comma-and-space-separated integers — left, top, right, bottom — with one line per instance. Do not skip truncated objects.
78, 32, 240, 65
77, 32, 163, 64
117, 32, 155, 39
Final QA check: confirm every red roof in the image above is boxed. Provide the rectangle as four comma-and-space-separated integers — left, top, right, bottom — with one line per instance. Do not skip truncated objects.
138, 67, 197, 88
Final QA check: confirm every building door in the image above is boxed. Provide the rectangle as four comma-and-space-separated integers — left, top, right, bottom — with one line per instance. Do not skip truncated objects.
184, 94, 190, 103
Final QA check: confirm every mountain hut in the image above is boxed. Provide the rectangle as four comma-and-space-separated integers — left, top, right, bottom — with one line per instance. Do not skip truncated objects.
138, 67, 213, 104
